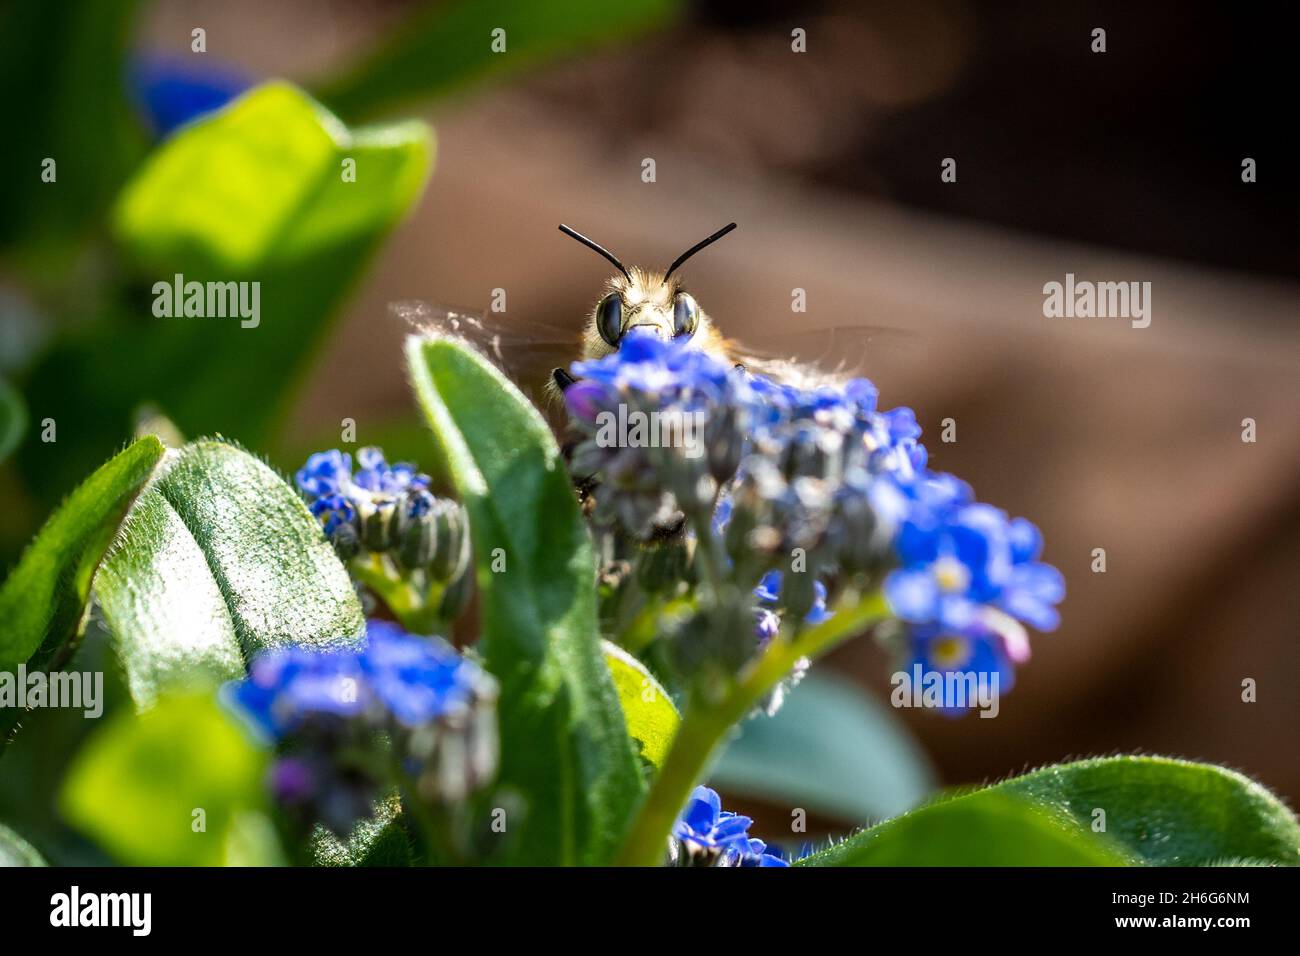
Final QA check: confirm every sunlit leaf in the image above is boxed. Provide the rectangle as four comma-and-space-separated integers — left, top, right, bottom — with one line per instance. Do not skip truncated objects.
604, 641, 678, 769
60, 692, 269, 866
17, 82, 433, 510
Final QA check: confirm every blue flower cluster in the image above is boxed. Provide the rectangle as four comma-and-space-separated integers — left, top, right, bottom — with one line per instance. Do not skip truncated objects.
884, 482, 1065, 697
231, 621, 492, 737
563, 332, 1064, 710
226, 621, 498, 833
672, 786, 788, 867
755, 571, 831, 627
568, 328, 745, 413
565, 330, 757, 535
295, 447, 470, 585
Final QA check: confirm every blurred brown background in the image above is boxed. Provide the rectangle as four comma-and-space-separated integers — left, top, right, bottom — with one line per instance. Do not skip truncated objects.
143, 1, 1299, 805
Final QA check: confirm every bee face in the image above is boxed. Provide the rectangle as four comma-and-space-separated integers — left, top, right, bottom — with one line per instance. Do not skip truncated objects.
587, 269, 704, 356
555, 222, 738, 389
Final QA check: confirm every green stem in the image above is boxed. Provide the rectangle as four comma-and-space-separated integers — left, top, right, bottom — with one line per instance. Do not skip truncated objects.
614, 589, 891, 866
389, 752, 458, 866
620, 594, 697, 655
349, 554, 444, 635
684, 501, 728, 599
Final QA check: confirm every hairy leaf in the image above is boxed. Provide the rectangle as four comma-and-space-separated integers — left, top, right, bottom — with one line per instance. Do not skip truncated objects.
0, 436, 164, 673
407, 336, 643, 865
95, 439, 365, 706
800, 756, 1300, 867
0, 822, 46, 866
997, 756, 1300, 866
800, 789, 1129, 866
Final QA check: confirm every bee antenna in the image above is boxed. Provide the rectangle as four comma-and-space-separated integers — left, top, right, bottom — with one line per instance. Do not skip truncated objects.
558, 224, 631, 281
664, 222, 737, 279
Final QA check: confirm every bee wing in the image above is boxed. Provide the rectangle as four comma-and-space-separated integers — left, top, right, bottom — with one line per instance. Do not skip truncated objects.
391, 300, 582, 410
731, 323, 925, 386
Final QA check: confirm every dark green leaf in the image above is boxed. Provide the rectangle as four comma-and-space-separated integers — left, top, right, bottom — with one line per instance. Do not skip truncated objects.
712, 672, 935, 824
60, 692, 271, 866
0, 822, 46, 866
800, 756, 1300, 867
317, 0, 680, 120
95, 439, 366, 706
0, 0, 146, 256
0, 377, 26, 463
0, 436, 164, 673
406, 336, 643, 865
604, 640, 678, 769
799, 789, 1130, 866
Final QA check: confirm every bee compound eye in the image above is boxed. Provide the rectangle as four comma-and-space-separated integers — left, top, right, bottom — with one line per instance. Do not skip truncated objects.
597, 293, 623, 346
673, 292, 698, 337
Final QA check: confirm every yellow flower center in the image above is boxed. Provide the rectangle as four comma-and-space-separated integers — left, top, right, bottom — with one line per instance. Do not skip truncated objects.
932, 555, 970, 593
930, 636, 972, 669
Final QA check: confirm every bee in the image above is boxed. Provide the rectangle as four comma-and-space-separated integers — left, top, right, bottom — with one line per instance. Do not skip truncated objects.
394, 226, 915, 545
394, 223, 914, 413
549, 222, 740, 398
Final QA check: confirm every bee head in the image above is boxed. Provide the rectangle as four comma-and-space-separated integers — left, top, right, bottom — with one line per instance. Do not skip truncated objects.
558, 223, 736, 358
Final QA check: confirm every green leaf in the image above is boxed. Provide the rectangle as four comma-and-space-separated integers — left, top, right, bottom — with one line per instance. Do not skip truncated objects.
60, 692, 269, 866
0, 0, 146, 257
406, 336, 643, 865
800, 756, 1300, 867
0, 822, 46, 866
0, 377, 27, 463
108, 81, 432, 439
0, 436, 165, 672
603, 640, 678, 769
114, 82, 432, 274
800, 789, 1131, 866
309, 793, 413, 867
16, 82, 433, 509
712, 672, 935, 824
317, 0, 681, 120
996, 756, 1300, 866
95, 439, 366, 706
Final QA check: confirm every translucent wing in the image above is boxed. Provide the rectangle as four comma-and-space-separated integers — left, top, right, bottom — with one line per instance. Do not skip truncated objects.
391, 300, 582, 415
732, 323, 926, 387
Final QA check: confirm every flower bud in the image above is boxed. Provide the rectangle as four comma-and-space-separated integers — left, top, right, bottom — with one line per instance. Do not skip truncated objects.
430, 500, 470, 582
310, 494, 361, 561
705, 404, 745, 484
357, 495, 400, 552
396, 489, 437, 571
833, 483, 881, 572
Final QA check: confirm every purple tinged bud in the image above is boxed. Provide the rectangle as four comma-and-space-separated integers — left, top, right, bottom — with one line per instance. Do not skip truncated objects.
564, 380, 608, 423
270, 757, 317, 804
